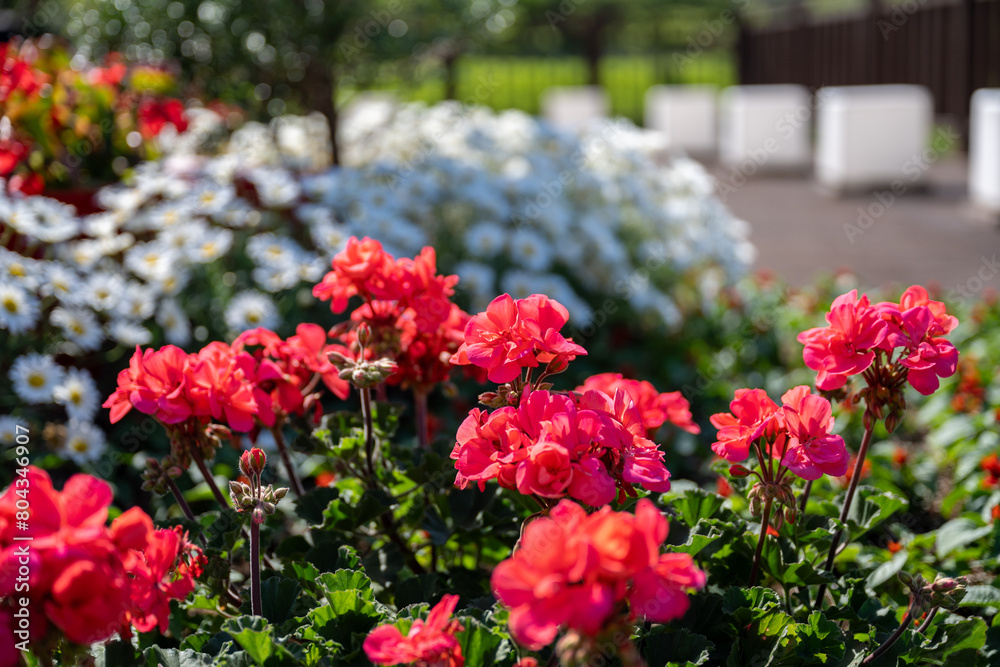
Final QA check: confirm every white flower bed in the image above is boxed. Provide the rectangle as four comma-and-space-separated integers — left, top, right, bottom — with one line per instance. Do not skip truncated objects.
0, 102, 754, 465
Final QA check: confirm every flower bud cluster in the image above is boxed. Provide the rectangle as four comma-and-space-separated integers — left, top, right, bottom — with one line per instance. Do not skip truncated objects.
897, 571, 968, 614
328, 349, 399, 389
141, 455, 185, 494
747, 481, 798, 529
230, 447, 288, 525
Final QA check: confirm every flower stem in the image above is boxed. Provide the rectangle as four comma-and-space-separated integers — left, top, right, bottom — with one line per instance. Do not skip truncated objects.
749, 495, 774, 587
250, 520, 262, 617
814, 419, 876, 608
916, 606, 938, 634
861, 605, 912, 665
165, 474, 196, 522
192, 449, 229, 508
271, 424, 305, 497
361, 385, 376, 478
798, 479, 813, 514
414, 388, 430, 449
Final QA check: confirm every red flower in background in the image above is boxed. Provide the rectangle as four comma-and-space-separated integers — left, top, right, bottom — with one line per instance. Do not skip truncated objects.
0, 137, 28, 176
7, 171, 44, 196
364, 594, 465, 666
137, 98, 188, 139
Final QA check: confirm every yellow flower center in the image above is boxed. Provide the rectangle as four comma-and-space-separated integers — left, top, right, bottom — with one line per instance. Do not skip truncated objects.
28, 373, 46, 388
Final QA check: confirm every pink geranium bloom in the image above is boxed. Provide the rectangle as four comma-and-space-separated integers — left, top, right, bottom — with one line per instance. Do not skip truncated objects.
576, 373, 700, 435
892, 307, 959, 395
709, 389, 780, 462
364, 594, 465, 666
798, 290, 888, 390
877, 285, 958, 338
491, 499, 704, 651
778, 386, 849, 480
451, 294, 538, 383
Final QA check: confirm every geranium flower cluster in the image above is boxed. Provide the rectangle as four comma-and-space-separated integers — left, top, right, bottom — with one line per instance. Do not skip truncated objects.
491, 499, 706, 650
711, 386, 848, 482
364, 594, 465, 666
798, 285, 958, 396
0, 468, 203, 666
104, 324, 345, 433
1, 37, 189, 194
314, 236, 469, 393
576, 372, 700, 436
451, 294, 677, 505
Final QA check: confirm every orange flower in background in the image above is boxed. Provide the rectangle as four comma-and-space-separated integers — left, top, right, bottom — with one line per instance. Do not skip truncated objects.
887, 540, 903, 554
951, 358, 985, 414
716, 476, 732, 498
892, 446, 909, 469
981, 454, 1000, 489
838, 453, 872, 488
315, 471, 338, 488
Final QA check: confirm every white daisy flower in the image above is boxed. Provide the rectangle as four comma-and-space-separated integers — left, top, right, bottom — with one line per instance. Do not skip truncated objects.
156, 297, 191, 346
60, 420, 107, 465
194, 227, 234, 263
0, 248, 41, 289
0, 416, 21, 445
149, 266, 191, 297
308, 218, 350, 256
248, 167, 301, 208
83, 272, 126, 312
252, 263, 301, 292
53, 368, 100, 421
246, 233, 303, 267
50, 307, 103, 351
465, 222, 506, 258
509, 228, 553, 272
0, 283, 40, 334
189, 183, 235, 215
124, 241, 180, 282
225, 290, 278, 333
40, 262, 81, 304
115, 282, 158, 321
214, 201, 262, 229
10, 353, 65, 403
107, 319, 153, 347
22, 198, 81, 243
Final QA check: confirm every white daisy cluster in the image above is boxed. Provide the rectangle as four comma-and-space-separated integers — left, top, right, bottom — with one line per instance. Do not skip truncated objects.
0, 103, 753, 467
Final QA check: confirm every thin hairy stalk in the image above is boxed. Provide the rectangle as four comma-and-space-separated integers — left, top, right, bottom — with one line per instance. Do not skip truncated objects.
165, 475, 197, 522
749, 496, 774, 587
414, 388, 430, 449
361, 385, 376, 477
271, 423, 305, 497
915, 606, 938, 634
814, 419, 877, 608
250, 521, 262, 616
861, 605, 912, 665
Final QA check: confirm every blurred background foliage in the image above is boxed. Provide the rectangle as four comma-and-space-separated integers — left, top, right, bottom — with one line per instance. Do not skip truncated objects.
3, 0, 742, 156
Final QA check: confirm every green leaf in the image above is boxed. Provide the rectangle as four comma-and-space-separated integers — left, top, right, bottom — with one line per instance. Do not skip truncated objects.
258, 577, 302, 625
845, 487, 906, 541
318, 569, 375, 600
866, 550, 909, 590
671, 517, 745, 559
643, 627, 714, 666
294, 486, 340, 526
95, 641, 141, 667
902, 617, 988, 664
394, 573, 440, 608
423, 504, 451, 546
722, 586, 782, 614
141, 648, 215, 667
670, 488, 727, 528
958, 585, 1000, 607
456, 615, 507, 667
223, 616, 298, 667
936, 518, 994, 559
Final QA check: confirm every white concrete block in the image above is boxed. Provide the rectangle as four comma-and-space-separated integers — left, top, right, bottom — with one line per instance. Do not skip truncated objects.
719, 84, 812, 171
644, 85, 717, 156
540, 86, 609, 133
815, 84, 933, 191
970, 88, 1000, 214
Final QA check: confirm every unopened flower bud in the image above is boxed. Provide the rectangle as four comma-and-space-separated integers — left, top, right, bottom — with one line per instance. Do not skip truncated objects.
729, 464, 752, 478
772, 509, 784, 531
273, 487, 289, 501
261, 501, 276, 515
229, 480, 244, 496
240, 447, 267, 477
749, 496, 761, 516
328, 350, 353, 367
356, 322, 372, 348
897, 571, 914, 588
252, 507, 265, 524
784, 506, 796, 525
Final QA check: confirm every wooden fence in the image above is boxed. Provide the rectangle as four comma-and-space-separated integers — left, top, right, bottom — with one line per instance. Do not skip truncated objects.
737, 0, 1000, 141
